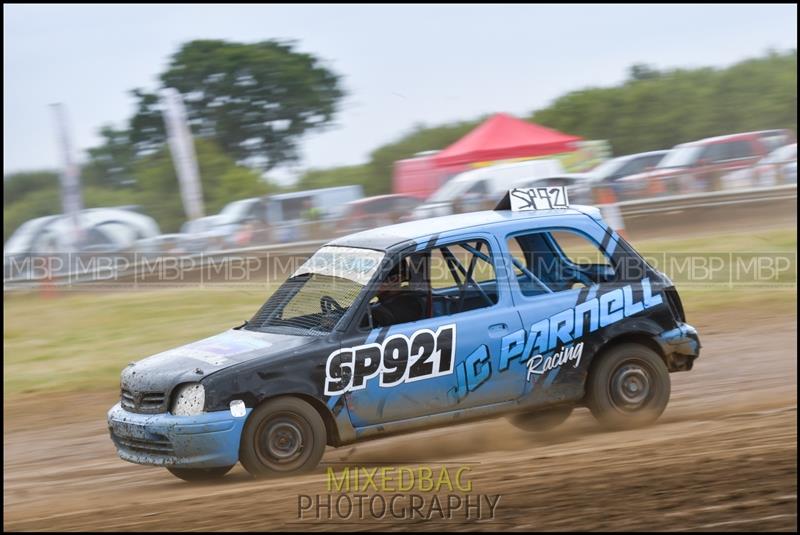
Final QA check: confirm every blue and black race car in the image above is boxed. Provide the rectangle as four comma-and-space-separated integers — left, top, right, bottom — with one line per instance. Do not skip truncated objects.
108, 190, 700, 481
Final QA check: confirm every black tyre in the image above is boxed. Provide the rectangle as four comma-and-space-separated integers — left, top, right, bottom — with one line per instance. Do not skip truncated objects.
239, 397, 326, 478
167, 465, 233, 482
586, 343, 670, 430
507, 406, 573, 432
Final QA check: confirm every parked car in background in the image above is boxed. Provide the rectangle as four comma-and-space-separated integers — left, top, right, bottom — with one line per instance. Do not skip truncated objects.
618, 130, 794, 196
266, 186, 364, 224
757, 130, 795, 154
339, 194, 421, 233
410, 159, 565, 220
177, 198, 272, 252
4, 207, 161, 280
5, 208, 160, 257
266, 185, 364, 242
529, 150, 668, 203
134, 234, 187, 257
721, 143, 797, 188
216, 197, 272, 247
750, 142, 796, 185
574, 150, 668, 185
784, 160, 798, 184
178, 215, 230, 253
4, 215, 62, 257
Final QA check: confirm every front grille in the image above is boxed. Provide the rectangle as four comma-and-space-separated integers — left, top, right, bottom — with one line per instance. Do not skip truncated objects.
111, 431, 175, 456
120, 388, 167, 413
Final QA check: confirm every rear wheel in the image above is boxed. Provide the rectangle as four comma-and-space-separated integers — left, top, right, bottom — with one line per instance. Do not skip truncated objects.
586, 343, 670, 430
167, 465, 233, 482
239, 397, 327, 478
507, 406, 573, 432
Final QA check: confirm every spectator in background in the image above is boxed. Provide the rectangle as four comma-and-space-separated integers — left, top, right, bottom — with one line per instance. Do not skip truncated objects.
234, 221, 255, 247
301, 198, 324, 240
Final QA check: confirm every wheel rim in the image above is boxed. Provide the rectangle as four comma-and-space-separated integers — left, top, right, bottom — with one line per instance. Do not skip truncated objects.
267, 421, 303, 459
255, 412, 309, 470
609, 359, 653, 412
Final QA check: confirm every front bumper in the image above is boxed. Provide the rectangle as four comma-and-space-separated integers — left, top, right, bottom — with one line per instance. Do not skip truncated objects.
107, 403, 252, 469
657, 322, 701, 371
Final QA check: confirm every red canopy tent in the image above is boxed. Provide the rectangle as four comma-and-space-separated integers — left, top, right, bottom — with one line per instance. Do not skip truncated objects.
432, 113, 583, 168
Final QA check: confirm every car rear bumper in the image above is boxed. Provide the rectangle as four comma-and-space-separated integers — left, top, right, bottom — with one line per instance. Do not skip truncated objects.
657, 322, 701, 371
107, 403, 251, 469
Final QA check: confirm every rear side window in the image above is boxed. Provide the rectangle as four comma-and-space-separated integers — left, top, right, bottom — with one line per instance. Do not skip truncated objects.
507, 229, 615, 296
723, 140, 756, 160
643, 154, 665, 167
365, 200, 386, 214
615, 156, 651, 178
549, 230, 612, 267
699, 143, 725, 163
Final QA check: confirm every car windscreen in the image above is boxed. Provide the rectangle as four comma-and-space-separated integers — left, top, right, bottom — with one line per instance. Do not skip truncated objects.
218, 200, 253, 223
246, 246, 385, 335
4, 219, 46, 254
762, 143, 797, 164
427, 176, 473, 203
657, 144, 701, 168
585, 157, 626, 180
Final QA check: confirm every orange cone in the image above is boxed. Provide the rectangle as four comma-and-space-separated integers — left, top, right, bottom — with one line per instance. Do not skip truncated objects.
647, 173, 665, 196
595, 185, 618, 205
40, 271, 58, 299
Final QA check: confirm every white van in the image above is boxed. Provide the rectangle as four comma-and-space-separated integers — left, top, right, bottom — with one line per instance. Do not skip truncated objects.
410, 159, 566, 219
266, 185, 364, 224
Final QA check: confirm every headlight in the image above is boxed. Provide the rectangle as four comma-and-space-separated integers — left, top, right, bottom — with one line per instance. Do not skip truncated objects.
171, 383, 205, 416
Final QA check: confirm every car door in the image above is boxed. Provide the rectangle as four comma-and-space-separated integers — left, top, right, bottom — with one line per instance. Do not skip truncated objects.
502, 217, 620, 405
337, 233, 524, 428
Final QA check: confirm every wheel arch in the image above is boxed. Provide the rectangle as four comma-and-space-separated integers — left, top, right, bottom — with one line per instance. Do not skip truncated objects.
589, 331, 668, 379
250, 392, 344, 447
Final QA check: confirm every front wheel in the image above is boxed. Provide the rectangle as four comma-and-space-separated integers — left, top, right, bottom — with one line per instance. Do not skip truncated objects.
586, 343, 670, 430
167, 465, 233, 482
239, 397, 327, 478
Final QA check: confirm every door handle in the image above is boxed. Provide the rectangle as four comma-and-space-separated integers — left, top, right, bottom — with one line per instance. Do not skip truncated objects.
488, 323, 509, 336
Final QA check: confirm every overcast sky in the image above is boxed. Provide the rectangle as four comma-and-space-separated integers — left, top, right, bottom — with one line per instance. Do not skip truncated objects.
4, 4, 797, 182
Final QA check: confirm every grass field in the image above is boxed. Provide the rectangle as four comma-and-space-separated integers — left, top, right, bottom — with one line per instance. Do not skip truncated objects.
4, 228, 796, 396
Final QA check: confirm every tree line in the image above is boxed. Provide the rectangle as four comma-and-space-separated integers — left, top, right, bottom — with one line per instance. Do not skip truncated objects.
297, 50, 796, 195
4, 46, 795, 240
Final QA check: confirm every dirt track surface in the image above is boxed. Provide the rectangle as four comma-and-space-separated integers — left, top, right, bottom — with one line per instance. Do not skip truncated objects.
4, 309, 797, 531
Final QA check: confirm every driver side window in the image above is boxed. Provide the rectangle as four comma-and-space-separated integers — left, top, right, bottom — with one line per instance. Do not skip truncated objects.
359, 255, 426, 330
360, 239, 499, 329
